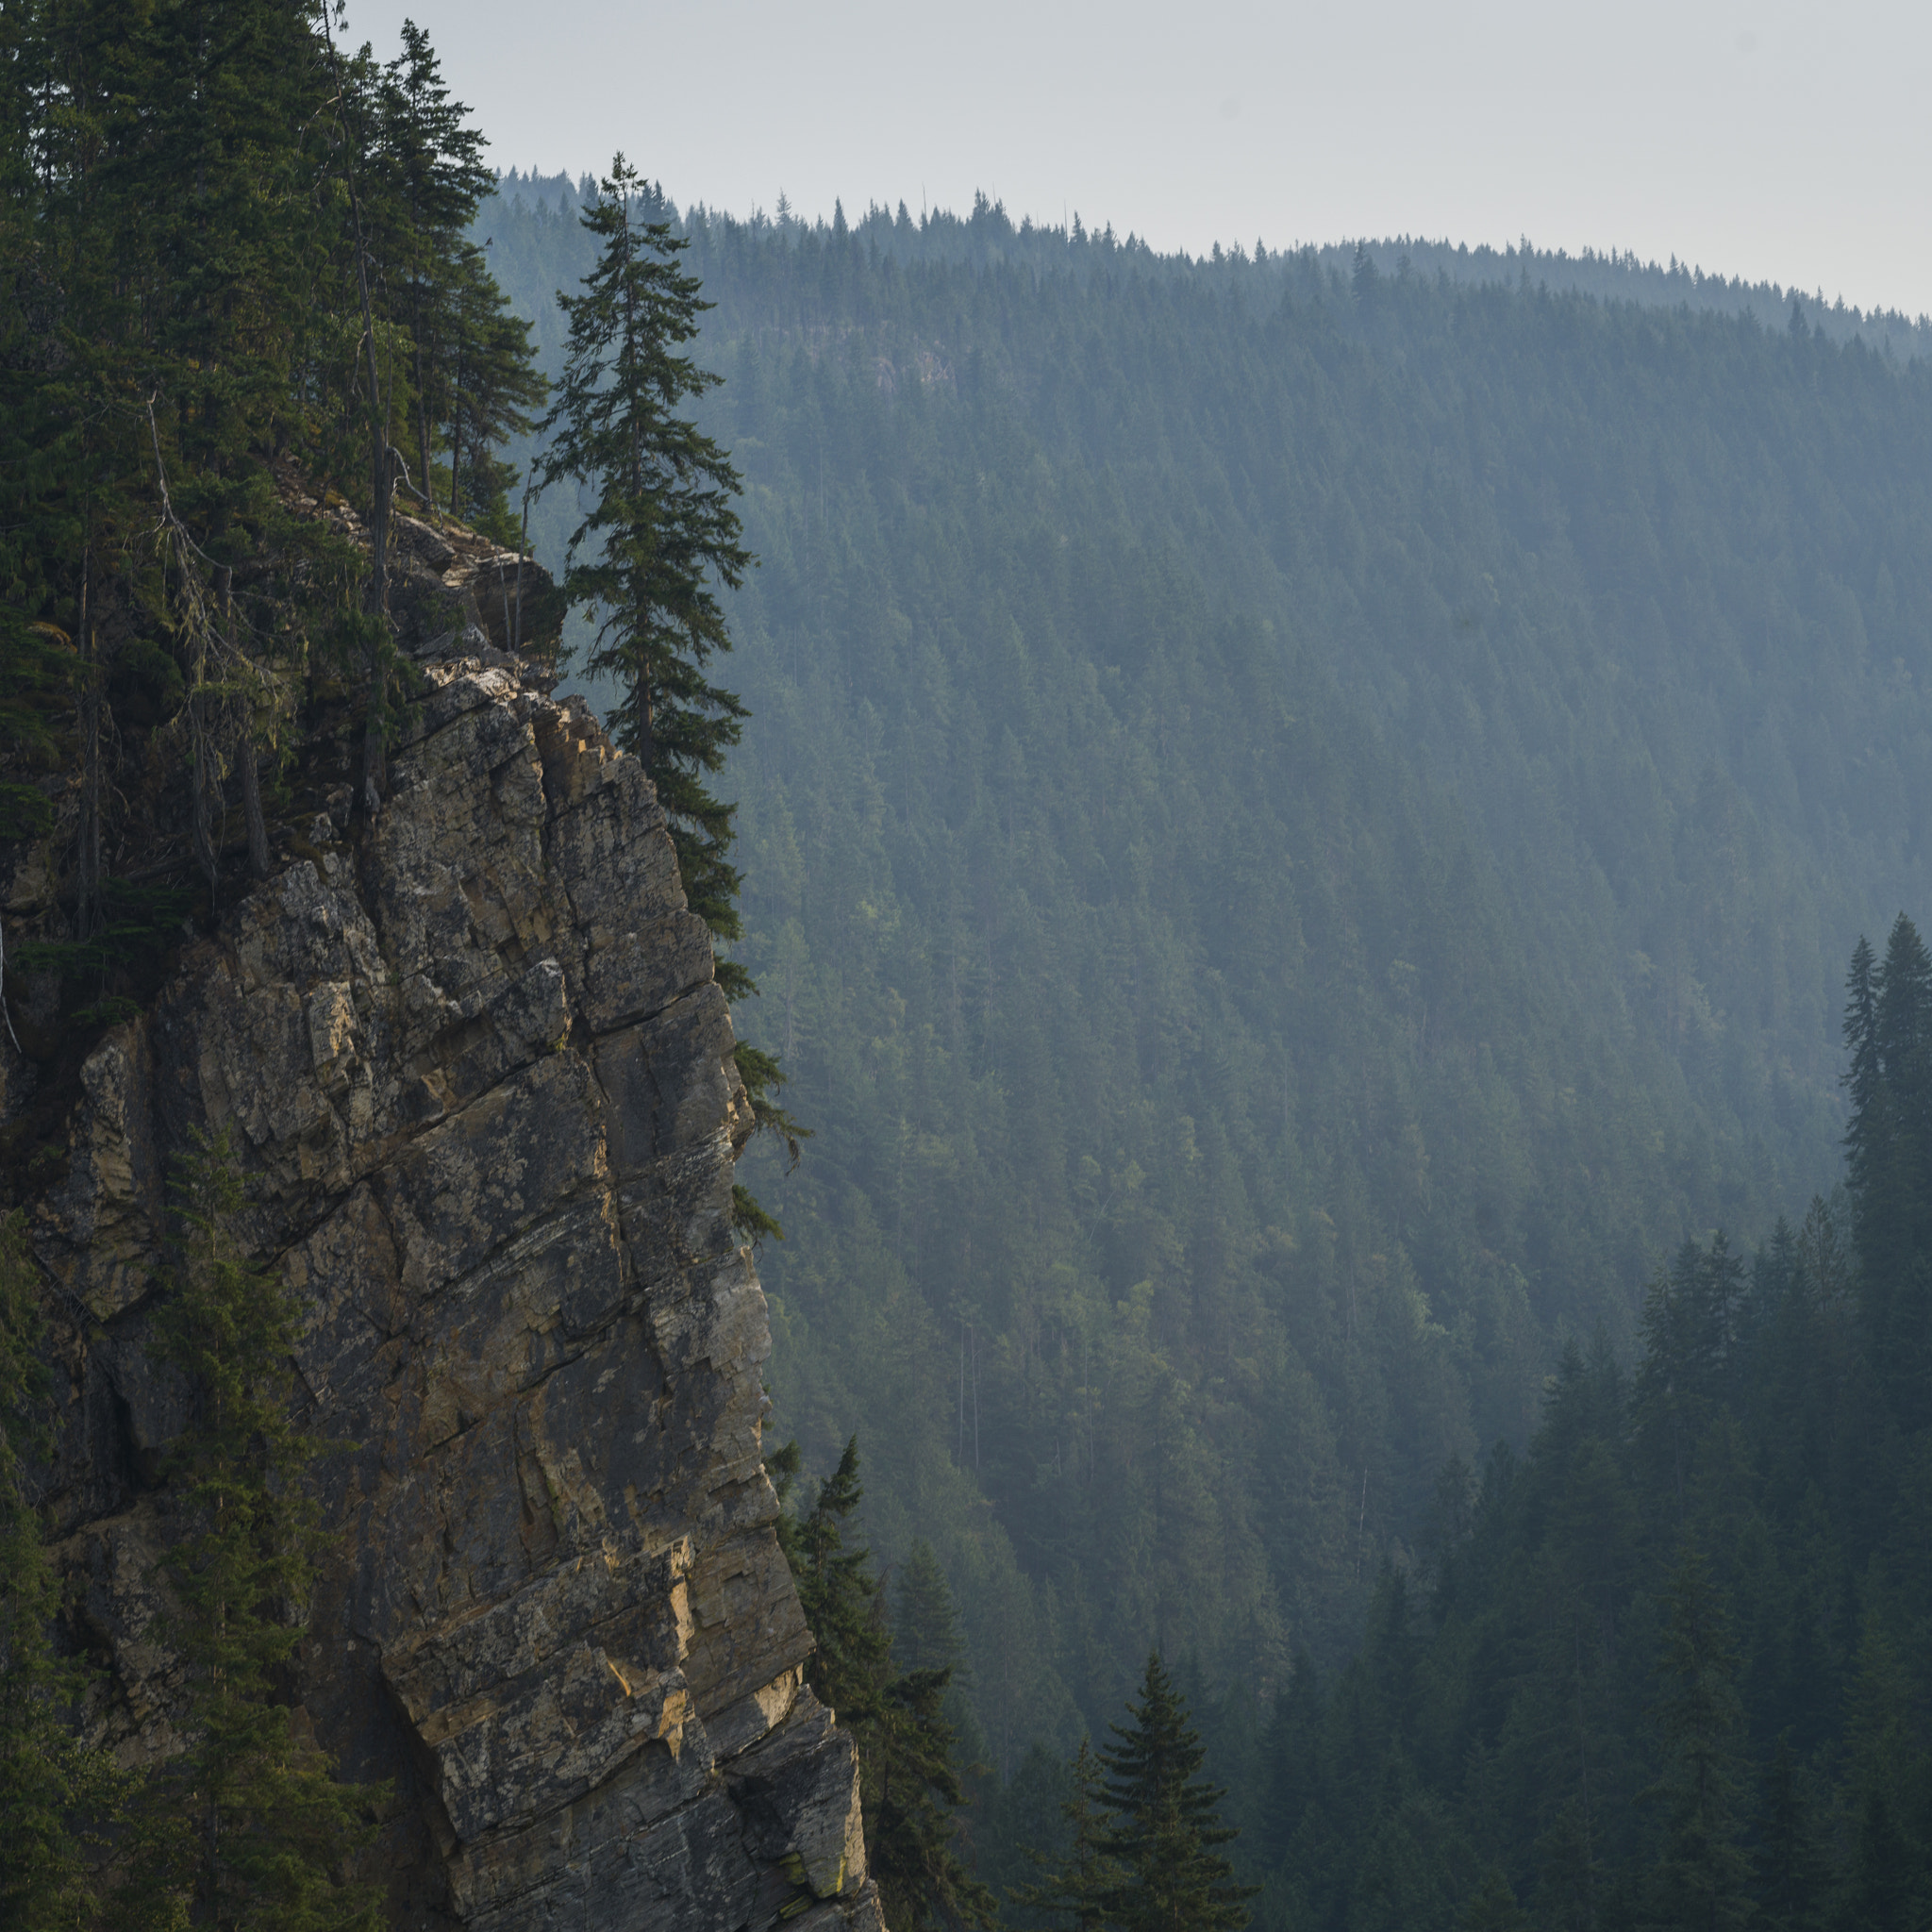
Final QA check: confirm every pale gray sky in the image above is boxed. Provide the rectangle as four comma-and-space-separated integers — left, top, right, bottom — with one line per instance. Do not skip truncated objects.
345, 0, 1932, 318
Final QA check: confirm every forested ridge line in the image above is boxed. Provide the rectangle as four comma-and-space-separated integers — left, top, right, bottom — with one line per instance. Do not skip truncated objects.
490, 167, 1932, 356
472, 175, 1932, 1780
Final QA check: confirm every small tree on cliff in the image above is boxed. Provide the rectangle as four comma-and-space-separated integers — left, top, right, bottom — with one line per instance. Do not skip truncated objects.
115, 1129, 384, 1932
772, 1438, 993, 1931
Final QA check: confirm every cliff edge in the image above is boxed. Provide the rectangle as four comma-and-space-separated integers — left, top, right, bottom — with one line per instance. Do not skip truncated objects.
2, 526, 882, 1931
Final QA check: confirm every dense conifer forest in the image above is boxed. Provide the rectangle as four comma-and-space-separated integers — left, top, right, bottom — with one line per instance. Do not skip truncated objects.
7, 1, 1932, 1912
459, 174, 1932, 1926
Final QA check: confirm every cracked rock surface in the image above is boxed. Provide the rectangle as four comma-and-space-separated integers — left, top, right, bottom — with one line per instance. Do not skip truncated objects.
18, 669, 884, 1932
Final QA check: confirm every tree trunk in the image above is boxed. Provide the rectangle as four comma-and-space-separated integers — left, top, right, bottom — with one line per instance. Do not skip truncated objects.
77, 541, 105, 943
221, 567, 270, 880
414, 283, 435, 523
513, 482, 530, 654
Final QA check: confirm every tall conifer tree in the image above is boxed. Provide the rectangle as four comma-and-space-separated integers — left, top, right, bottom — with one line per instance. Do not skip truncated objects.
1643, 1547, 1751, 1932
771, 1441, 990, 1930
537, 155, 752, 950
1010, 1740, 1118, 1932
1094, 1652, 1257, 1932
537, 158, 804, 1203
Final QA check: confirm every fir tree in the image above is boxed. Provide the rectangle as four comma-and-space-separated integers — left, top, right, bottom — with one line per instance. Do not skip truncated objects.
537, 154, 753, 948
441, 241, 545, 543
374, 18, 492, 523
893, 1540, 966, 1676
1750, 1737, 1827, 1932
1458, 1864, 1530, 1931
1840, 1604, 1923, 1932
1643, 1547, 1751, 1932
1849, 914, 1932, 1428
116, 1129, 385, 1931
774, 1436, 890, 1734
536, 156, 806, 1210
871, 1661, 996, 1932
1094, 1652, 1257, 1932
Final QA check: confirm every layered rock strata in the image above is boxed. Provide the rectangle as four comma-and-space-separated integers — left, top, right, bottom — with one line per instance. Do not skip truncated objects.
8, 619, 881, 1928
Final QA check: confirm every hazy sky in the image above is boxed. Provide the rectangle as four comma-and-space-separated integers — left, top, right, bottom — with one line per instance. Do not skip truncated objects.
344, 0, 1932, 318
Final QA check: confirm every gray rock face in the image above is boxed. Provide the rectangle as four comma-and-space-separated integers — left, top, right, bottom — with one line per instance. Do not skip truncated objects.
22, 674, 884, 1932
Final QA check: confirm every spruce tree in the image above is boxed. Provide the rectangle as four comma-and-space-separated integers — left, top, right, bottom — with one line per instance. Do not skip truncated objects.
893, 1540, 965, 1676
537, 155, 752, 949
1093, 1652, 1257, 1932
441, 242, 546, 542
1457, 1865, 1530, 1931
774, 1436, 890, 1734
871, 1661, 996, 1932
771, 1440, 990, 1930
536, 157, 805, 1208
1849, 914, 1932, 1428
116, 1130, 384, 1931
1751, 1738, 1827, 1932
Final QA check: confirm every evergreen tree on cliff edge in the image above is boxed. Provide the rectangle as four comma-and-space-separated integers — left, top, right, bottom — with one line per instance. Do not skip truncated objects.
1094, 1653, 1257, 1932
537, 156, 804, 1213
537, 154, 752, 961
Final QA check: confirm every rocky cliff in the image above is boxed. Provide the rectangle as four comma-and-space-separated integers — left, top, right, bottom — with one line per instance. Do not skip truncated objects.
1, 522, 883, 1931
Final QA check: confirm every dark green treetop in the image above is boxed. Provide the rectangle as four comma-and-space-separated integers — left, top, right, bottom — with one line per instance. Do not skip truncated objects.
536, 153, 753, 953
1640, 1546, 1751, 1932
1094, 1652, 1257, 1932
113, 1129, 385, 1932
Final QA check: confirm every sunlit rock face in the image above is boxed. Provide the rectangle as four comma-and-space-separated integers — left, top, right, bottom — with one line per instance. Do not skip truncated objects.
21, 650, 883, 1932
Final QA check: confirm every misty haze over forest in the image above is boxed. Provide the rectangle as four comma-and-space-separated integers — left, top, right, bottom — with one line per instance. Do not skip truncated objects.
6, 12, 1932, 1926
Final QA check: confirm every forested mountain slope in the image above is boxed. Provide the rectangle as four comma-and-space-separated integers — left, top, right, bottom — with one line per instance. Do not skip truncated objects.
476, 179, 1932, 1762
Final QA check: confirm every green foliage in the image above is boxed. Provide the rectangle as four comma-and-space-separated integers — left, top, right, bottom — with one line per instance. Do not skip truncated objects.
369, 17, 496, 525
0, 1210, 125, 1926
1642, 1548, 1750, 1930
536, 157, 753, 941
1751, 1739, 1828, 1932
0, 780, 54, 843
440, 240, 546, 541
1007, 1741, 1117, 1932
1457, 1866, 1528, 1931
1042, 1017, 1924, 1932
115, 1129, 384, 1931
471, 184, 1932, 1761
12, 878, 197, 1020
1082, 1654, 1256, 1932
1842, 913, 1932, 1429
774, 1439, 993, 1929
0, 616, 71, 759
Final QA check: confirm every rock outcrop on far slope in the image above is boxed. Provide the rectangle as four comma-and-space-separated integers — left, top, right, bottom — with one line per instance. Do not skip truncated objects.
3, 540, 882, 1930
